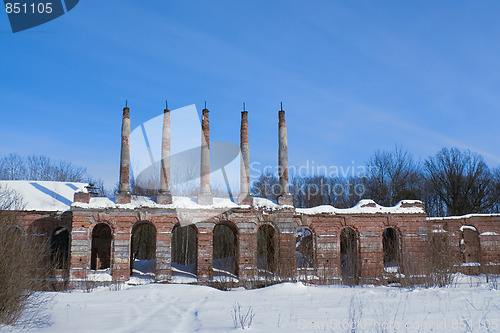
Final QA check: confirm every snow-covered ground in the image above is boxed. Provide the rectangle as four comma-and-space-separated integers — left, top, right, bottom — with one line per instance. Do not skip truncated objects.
3, 274, 500, 332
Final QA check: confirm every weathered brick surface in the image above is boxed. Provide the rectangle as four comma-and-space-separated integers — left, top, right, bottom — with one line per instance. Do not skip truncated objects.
10, 203, 500, 286
428, 215, 500, 273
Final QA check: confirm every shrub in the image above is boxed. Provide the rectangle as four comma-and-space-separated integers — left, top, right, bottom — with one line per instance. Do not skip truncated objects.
0, 186, 51, 327
231, 302, 254, 329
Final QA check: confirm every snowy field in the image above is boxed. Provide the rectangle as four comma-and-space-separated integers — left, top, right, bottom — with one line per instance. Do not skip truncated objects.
3, 275, 500, 333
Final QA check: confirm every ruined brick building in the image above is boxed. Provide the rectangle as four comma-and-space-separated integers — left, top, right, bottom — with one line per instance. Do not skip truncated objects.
6, 105, 500, 286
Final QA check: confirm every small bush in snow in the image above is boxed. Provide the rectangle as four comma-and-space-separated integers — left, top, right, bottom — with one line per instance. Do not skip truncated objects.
231, 302, 254, 329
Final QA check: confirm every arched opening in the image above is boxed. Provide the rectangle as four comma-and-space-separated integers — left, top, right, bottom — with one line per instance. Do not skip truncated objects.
428, 233, 453, 282
171, 224, 197, 280
382, 228, 400, 272
340, 227, 359, 285
213, 223, 238, 279
296, 227, 314, 269
257, 224, 276, 277
50, 226, 70, 269
91, 223, 112, 270
130, 222, 157, 277
460, 226, 480, 264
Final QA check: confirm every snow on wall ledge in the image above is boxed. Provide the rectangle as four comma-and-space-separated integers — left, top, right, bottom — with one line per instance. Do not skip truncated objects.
72, 196, 425, 215
427, 213, 500, 221
0, 180, 88, 212
295, 199, 426, 215
72, 196, 240, 211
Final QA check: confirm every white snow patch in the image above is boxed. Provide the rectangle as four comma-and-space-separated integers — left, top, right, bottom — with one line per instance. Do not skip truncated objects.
296, 199, 425, 215
384, 266, 399, 273
127, 275, 155, 285
428, 213, 500, 221
86, 270, 113, 282
0, 180, 88, 212
461, 262, 481, 267
72, 195, 296, 213
170, 275, 197, 284
460, 225, 477, 232
480, 232, 499, 236
72, 195, 240, 210
251, 197, 280, 210
5, 276, 500, 332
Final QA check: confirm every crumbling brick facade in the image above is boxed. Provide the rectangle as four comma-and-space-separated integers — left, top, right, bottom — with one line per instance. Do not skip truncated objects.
8, 103, 500, 286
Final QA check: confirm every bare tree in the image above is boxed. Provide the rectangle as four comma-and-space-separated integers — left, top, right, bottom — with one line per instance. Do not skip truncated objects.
0, 185, 51, 327
332, 176, 365, 208
0, 154, 26, 180
0, 153, 106, 196
492, 167, 500, 213
425, 148, 495, 216
291, 176, 364, 208
251, 172, 279, 202
364, 146, 424, 206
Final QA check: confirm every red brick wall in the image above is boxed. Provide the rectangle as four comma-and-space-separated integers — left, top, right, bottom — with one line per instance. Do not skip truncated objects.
11, 207, 500, 285
429, 214, 500, 273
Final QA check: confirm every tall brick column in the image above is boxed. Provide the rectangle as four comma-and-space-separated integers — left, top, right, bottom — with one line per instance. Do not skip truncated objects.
238, 110, 253, 205
157, 104, 173, 204
198, 108, 213, 205
155, 220, 173, 282
197, 224, 213, 281
116, 104, 131, 204
277, 108, 293, 205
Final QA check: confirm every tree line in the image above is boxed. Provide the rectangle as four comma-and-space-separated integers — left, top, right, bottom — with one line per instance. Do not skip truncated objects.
0, 153, 106, 196
0, 148, 498, 217
251, 147, 500, 217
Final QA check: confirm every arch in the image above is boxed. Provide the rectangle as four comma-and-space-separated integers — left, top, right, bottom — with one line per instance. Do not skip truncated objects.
459, 225, 481, 264
429, 232, 450, 273
50, 226, 70, 269
130, 222, 157, 276
213, 222, 238, 278
171, 224, 198, 279
257, 224, 276, 276
296, 227, 314, 269
91, 223, 112, 270
382, 227, 401, 272
340, 227, 360, 285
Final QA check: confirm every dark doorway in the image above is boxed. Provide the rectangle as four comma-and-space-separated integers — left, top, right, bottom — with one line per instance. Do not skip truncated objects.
460, 226, 480, 264
131, 222, 156, 276
91, 223, 112, 270
257, 224, 276, 276
296, 227, 314, 269
50, 227, 70, 269
383, 228, 400, 271
340, 227, 359, 285
213, 223, 238, 279
171, 224, 197, 279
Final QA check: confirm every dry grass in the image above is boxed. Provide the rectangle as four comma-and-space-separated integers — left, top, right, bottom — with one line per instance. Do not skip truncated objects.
0, 186, 53, 328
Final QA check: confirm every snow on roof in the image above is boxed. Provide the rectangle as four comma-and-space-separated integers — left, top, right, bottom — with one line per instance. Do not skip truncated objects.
0, 180, 88, 212
427, 213, 500, 221
72, 195, 240, 210
251, 197, 280, 210
295, 199, 426, 215
73, 196, 425, 215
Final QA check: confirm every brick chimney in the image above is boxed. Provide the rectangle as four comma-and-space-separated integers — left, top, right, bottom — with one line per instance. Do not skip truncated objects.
277, 107, 293, 205
116, 104, 131, 204
238, 109, 253, 205
157, 104, 173, 204
198, 107, 213, 205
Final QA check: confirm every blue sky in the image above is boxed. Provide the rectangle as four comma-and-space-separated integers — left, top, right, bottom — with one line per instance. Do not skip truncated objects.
1, 1, 499, 189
